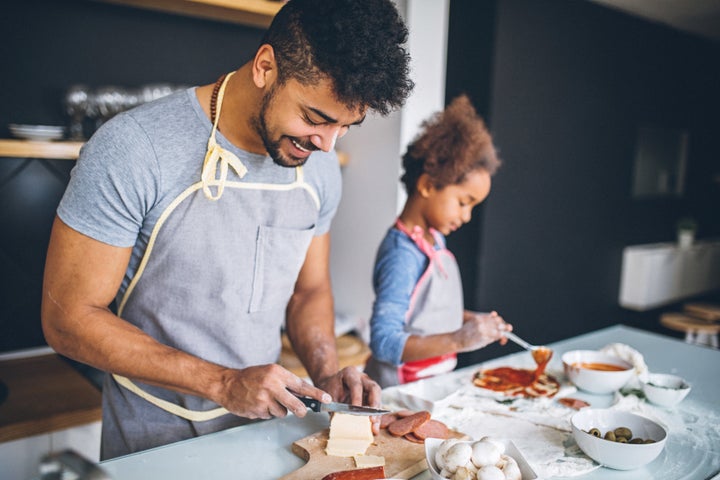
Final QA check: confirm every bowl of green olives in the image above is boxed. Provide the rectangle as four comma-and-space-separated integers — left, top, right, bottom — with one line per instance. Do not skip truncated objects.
641, 373, 691, 407
571, 408, 668, 470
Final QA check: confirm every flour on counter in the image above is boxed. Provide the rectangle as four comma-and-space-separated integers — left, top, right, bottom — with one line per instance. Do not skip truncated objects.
383, 377, 600, 478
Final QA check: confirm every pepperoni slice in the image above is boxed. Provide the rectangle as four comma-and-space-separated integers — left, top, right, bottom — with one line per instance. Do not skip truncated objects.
413, 419, 449, 440
558, 397, 590, 409
387, 410, 431, 437
321, 466, 386, 480
403, 432, 425, 443
379, 413, 399, 429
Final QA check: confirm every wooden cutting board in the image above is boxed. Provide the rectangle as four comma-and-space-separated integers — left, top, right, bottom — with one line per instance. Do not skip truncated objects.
280, 427, 467, 480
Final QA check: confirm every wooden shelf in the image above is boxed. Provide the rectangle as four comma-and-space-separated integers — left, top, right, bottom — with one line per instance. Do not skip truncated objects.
0, 353, 102, 443
0, 138, 347, 165
0, 139, 82, 160
93, 0, 284, 28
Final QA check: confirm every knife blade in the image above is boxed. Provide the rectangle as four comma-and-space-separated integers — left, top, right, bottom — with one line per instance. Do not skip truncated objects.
292, 393, 390, 416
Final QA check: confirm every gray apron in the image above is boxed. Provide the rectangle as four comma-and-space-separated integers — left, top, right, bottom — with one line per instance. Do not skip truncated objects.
102, 72, 320, 459
364, 219, 464, 388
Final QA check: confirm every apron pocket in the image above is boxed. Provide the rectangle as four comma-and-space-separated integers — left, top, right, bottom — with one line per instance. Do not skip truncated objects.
249, 224, 315, 313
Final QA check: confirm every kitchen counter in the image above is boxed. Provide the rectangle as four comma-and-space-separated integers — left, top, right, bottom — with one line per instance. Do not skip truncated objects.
100, 325, 720, 479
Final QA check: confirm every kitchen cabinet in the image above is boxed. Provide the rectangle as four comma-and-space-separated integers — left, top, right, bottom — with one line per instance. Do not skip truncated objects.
619, 240, 720, 310
0, 348, 102, 480
93, 0, 284, 28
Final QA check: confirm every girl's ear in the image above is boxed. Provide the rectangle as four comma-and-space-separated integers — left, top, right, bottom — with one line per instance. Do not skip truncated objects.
252, 44, 277, 89
417, 173, 434, 198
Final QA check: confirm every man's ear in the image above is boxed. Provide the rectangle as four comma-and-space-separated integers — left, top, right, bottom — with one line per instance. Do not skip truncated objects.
252, 44, 277, 89
417, 173, 434, 198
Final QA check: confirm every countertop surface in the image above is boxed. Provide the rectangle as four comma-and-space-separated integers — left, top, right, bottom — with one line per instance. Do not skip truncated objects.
100, 325, 720, 479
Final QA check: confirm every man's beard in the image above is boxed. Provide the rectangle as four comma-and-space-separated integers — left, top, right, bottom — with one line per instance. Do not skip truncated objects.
253, 87, 316, 168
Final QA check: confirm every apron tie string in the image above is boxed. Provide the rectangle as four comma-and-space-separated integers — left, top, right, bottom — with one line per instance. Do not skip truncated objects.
201, 71, 247, 200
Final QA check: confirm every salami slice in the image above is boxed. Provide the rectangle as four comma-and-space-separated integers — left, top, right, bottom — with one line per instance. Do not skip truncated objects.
379, 413, 399, 429
413, 419, 449, 440
387, 410, 431, 437
403, 432, 425, 444
321, 466, 386, 480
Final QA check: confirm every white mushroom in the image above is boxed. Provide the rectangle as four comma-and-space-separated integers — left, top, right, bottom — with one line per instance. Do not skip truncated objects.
451, 466, 476, 480
435, 438, 461, 471
439, 467, 453, 478
443, 442, 473, 474
476, 464, 506, 480
471, 439, 502, 468
479, 436, 506, 455
499, 454, 522, 480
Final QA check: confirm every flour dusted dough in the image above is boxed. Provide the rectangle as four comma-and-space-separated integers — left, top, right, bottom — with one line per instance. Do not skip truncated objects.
326, 413, 374, 457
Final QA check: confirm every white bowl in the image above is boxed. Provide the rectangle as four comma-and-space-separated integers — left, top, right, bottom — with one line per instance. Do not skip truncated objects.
641, 373, 691, 407
425, 437, 538, 479
571, 409, 667, 470
562, 350, 634, 394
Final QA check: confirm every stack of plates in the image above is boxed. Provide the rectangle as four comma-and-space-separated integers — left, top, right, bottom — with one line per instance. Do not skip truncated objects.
8, 123, 66, 141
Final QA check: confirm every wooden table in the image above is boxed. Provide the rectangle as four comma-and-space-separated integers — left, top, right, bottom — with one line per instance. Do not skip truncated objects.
0, 352, 102, 443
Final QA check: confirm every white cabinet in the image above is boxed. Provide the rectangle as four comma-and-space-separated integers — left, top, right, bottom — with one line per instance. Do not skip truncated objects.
619, 240, 720, 310
0, 421, 101, 480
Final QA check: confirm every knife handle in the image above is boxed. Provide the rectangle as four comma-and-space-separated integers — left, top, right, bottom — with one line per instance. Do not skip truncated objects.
292, 393, 322, 412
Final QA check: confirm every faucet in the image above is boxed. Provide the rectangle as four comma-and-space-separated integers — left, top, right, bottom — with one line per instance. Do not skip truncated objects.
39, 449, 112, 480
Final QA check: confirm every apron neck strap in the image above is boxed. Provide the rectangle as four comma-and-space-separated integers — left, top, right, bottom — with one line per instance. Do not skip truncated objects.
201, 71, 248, 201
394, 219, 441, 258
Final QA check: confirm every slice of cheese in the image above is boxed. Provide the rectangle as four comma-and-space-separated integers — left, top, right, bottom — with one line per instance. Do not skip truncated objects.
325, 413, 374, 457
354, 454, 386, 468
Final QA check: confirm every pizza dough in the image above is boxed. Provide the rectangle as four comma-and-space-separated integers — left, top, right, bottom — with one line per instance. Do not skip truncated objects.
473, 367, 560, 398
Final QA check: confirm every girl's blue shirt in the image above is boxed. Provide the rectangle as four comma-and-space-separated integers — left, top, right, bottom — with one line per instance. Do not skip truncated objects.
369, 227, 446, 365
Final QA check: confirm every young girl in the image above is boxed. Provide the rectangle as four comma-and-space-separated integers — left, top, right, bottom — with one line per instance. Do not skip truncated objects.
364, 95, 511, 388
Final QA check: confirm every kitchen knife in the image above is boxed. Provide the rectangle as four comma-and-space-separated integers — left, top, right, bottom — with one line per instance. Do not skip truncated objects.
292, 393, 390, 416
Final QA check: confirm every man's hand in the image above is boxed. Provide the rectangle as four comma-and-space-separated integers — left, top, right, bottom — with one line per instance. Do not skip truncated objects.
314, 366, 383, 434
216, 364, 331, 420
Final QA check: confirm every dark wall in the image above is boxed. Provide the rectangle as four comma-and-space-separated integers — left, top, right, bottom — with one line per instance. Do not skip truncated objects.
448, 0, 720, 366
0, 0, 264, 352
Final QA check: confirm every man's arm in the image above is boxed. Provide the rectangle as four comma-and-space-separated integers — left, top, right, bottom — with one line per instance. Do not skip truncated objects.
42, 216, 325, 419
285, 233, 382, 415
284, 232, 339, 383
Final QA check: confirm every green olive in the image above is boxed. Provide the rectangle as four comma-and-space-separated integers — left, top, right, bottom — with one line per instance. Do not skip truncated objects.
616, 436, 628, 443
588, 428, 602, 438
604, 431, 616, 441
644, 439, 656, 444
630, 438, 644, 444
614, 427, 632, 439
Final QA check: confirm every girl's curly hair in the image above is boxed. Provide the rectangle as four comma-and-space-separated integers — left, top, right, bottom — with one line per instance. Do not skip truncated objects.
400, 95, 501, 194
261, 0, 413, 115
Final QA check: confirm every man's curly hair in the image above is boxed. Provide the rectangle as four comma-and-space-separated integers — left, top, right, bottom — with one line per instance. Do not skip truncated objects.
401, 95, 501, 194
261, 0, 413, 115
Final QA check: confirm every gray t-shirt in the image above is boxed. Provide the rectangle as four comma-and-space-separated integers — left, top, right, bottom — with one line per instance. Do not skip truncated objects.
58, 87, 342, 301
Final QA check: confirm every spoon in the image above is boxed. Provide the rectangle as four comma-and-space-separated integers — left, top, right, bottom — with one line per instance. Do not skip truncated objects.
504, 331, 554, 370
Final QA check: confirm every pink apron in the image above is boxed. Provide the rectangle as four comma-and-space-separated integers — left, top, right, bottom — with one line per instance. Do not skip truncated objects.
366, 219, 464, 387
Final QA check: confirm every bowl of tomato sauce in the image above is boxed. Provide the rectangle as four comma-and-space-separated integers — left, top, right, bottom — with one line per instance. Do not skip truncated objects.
562, 350, 635, 394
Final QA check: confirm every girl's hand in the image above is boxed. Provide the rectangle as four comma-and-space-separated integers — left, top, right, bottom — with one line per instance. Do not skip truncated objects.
455, 311, 512, 352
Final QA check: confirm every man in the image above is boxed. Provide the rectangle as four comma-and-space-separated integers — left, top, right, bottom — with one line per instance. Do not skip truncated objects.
41, 0, 413, 459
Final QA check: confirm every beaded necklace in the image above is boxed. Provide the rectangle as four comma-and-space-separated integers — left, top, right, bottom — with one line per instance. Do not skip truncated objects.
210, 73, 227, 124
